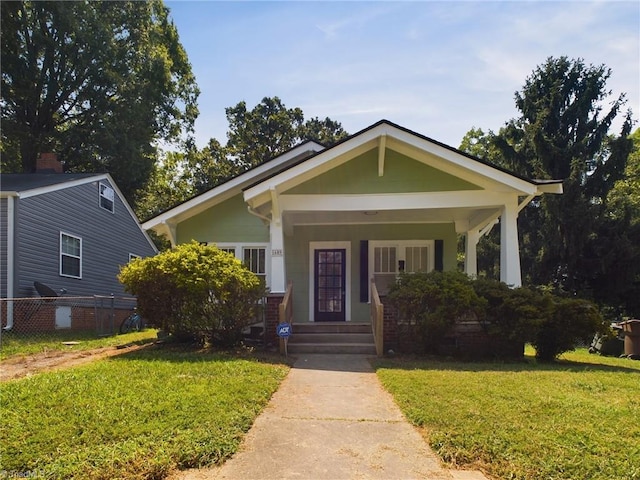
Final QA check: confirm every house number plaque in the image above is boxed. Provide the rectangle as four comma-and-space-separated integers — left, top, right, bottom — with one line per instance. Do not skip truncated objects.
272, 248, 283, 257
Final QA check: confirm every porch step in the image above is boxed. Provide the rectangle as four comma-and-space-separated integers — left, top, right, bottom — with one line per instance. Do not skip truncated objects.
286, 322, 376, 355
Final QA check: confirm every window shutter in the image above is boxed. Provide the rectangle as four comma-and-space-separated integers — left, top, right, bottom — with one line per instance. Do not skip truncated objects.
435, 240, 444, 272
360, 240, 369, 302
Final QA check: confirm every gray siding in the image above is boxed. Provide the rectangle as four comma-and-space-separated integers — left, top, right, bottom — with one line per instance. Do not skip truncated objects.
15, 179, 156, 298
0, 198, 8, 298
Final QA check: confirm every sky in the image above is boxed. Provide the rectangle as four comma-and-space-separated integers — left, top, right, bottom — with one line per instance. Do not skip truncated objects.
166, 1, 640, 150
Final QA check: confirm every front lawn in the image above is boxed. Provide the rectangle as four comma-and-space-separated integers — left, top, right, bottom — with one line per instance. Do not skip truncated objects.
0, 347, 289, 479
376, 348, 640, 480
0, 329, 159, 360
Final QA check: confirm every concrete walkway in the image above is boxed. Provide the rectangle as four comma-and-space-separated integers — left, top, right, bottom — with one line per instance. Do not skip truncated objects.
172, 354, 488, 480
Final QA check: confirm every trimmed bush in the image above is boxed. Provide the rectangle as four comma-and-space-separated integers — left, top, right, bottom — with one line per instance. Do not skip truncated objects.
118, 242, 265, 347
387, 271, 487, 353
532, 296, 606, 361
387, 272, 607, 361
472, 278, 547, 344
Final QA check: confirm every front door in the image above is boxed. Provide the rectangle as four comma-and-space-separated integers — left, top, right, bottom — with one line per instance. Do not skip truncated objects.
314, 249, 346, 322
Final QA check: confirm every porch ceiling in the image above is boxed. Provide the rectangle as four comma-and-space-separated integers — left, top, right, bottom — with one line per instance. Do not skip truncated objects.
282, 206, 499, 232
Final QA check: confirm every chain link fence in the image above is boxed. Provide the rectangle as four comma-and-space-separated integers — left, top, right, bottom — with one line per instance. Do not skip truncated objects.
0, 295, 138, 342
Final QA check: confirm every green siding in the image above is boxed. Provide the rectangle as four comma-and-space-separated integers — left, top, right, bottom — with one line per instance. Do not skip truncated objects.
285, 148, 481, 194
284, 223, 457, 323
177, 194, 269, 244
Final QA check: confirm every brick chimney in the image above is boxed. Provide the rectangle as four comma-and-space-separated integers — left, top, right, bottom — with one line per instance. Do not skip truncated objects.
36, 153, 63, 173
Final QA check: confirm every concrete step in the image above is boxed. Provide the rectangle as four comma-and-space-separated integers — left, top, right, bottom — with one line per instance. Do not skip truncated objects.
292, 322, 372, 334
286, 342, 377, 355
290, 332, 374, 344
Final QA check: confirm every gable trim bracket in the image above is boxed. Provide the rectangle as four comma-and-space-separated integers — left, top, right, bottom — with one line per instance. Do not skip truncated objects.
378, 134, 386, 177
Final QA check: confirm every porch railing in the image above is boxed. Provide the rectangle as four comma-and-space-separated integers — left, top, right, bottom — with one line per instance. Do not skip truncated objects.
278, 281, 293, 354
370, 280, 384, 356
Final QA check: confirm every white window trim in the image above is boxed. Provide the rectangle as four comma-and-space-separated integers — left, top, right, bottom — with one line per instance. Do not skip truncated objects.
99, 182, 115, 213
60, 231, 82, 279
210, 242, 271, 288
368, 240, 435, 301
309, 241, 351, 322
128, 253, 141, 262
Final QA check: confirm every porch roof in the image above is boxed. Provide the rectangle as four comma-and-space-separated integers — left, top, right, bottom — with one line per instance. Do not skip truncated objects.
241, 120, 561, 232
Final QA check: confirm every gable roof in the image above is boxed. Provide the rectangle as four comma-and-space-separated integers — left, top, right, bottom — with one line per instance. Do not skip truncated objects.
143, 119, 563, 233
0, 173, 106, 198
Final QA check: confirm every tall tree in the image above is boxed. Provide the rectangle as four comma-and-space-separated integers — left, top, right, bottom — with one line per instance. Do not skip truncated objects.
1, 0, 199, 199
461, 57, 635, 306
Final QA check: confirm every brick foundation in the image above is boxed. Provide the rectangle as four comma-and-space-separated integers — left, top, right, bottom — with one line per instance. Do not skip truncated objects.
380, 298, 524, 360
265, 293, 284, 348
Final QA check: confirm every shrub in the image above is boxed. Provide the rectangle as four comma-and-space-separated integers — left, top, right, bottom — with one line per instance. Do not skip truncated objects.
387, 271, 486, 353
118, 241, 265, 347
472, 278, 546, 344
387, 272, 607, 361
532, 296, 606, 361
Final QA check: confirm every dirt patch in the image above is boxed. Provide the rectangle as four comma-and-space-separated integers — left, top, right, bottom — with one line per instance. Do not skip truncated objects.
0, 343, 152, 382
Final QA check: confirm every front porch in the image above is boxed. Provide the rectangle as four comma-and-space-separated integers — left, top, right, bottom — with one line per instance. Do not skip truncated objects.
264, 281, 515, 358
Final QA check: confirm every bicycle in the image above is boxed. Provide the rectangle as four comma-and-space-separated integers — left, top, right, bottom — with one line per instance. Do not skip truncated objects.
119, 309, 144, 334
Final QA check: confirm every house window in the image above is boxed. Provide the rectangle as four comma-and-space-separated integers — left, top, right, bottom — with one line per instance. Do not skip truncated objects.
128, 253, 141, 262
209, 243, 269, 287
405, 246, 429, 273
99, 182, 115, 213
370, 241, 434, 295
218, 247, 237, 256
373, 245, 398, 295
60, 232, 82, 278
243, 247, 266, 284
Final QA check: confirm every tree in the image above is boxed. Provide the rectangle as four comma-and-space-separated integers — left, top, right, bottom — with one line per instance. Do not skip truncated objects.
136, 97, 348, 221
1, 1, 199, 200
225, 96, 348, 170
461, 57, 634, 301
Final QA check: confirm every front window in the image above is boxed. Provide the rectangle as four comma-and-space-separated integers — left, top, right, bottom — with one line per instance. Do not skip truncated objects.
60, 232, 82, 278
370, 241, 434, 295
243, 247, 266, 284
373, 245, 398, 294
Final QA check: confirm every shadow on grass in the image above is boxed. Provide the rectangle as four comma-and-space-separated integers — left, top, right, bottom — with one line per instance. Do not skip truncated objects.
372, 353, 640, 375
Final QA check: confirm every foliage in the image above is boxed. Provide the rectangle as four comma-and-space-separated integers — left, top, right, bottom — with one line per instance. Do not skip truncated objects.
118, 242, 264, 347
225, 96, 348, 170
387, 271, 487, 352
471, 278, 545, 343
0, 348, 289, 478
532, 297, 606, 361
388, 272, 605, 360
376, 350, 640, 480
135, 96, 348, 219
458, 57, 637, 316
0, 0, 199, 200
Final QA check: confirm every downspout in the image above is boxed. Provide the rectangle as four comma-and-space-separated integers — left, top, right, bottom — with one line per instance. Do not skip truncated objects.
4, 194, 17, 330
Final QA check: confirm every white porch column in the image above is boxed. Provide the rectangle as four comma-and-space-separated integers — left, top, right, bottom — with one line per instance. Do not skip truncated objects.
500, 198, 522, 287
269, 219, 286, 293
464, 229, 480, 277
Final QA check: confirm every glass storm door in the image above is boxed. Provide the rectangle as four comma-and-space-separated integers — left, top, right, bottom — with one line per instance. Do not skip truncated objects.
314, 249, 346, 322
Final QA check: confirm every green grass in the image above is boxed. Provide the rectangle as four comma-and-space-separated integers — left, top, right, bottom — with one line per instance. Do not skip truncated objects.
0, 346, 289, 479
0, 329, 158, 360
375, 348, 640, 480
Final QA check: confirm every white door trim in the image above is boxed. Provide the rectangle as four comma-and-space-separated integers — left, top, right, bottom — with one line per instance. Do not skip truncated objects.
308, 241, 351, 322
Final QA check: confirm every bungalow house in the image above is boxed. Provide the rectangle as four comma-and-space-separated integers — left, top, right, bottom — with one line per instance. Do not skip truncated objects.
143, 120, 562, 353
1, 154, 157, 332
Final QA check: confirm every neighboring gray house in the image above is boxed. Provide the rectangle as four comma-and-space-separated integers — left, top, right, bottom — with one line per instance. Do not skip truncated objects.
0, 157, 157, 305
